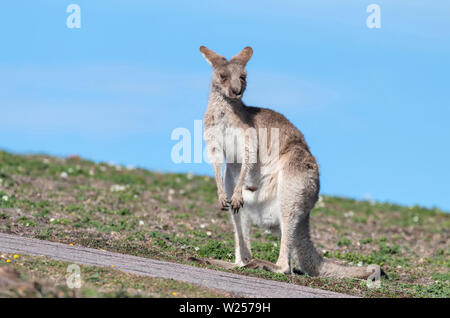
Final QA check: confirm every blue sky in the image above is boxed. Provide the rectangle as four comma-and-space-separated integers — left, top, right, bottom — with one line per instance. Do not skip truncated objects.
1, 1, 449, 211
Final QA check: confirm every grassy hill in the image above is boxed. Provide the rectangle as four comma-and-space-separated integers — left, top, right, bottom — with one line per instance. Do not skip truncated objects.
0, 150, 448, 297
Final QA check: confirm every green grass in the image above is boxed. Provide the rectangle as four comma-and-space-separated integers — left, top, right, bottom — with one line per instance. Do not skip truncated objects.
0, 150, 449, 298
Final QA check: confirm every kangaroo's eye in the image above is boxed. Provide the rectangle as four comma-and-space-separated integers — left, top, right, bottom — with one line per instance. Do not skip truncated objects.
219, 73, 228, 81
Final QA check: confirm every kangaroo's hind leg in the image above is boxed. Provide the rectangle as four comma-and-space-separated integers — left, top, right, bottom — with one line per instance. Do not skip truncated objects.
254, 166, 319, 275
256, 169, 297, 274
224, 164, 253, 266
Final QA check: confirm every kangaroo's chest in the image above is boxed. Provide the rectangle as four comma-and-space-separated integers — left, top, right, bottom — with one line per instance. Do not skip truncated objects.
204, 109, 231, 140
204, 110, 250, 162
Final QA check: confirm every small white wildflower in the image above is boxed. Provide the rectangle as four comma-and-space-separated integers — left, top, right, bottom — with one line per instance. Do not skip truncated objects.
50, 218, 55, 222
139, 220, 144, 226
68, 167, 74, 173
397, 265, 402, 269
273, 242, 277, 247
413, 215, 419, 223
187, 172, 194, 180
357, 261, 363, 267
168, 189, 176, 195
206, 231, 212, 236
110, 184, 127, 192
60, 172, 68, 178
2, 195, 8, 201
200, 224, 206, 229
211, 218, 217, 223
89, 169, 95, 176
194, 247, 200, 251
344, 210, 354, 218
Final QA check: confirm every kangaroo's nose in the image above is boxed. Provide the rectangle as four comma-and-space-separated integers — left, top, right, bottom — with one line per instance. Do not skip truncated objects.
232, 88, 241, 95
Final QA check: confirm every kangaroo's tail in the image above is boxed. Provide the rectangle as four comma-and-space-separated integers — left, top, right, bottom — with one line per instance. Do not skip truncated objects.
292, 212, 378, 279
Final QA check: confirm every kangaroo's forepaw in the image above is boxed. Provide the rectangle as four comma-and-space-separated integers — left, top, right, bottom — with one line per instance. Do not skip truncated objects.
230, 192, 244, 214
218, 193, 229, 210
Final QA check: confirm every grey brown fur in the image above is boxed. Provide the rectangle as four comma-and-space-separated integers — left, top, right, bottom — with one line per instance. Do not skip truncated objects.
200, 46, 377, 279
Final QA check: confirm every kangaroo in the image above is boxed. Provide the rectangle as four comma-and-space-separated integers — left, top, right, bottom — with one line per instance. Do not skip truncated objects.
199, 46, 377, 279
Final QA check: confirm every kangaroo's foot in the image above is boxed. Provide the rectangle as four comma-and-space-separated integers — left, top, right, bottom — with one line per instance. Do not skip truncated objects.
292, 267, 305, 275
188, 257, 243, 270
242, 259, 291, 275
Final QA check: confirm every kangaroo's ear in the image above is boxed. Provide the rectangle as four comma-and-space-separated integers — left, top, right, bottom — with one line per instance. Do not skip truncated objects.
230, 46, 253, 66
200, 46, 227, 68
